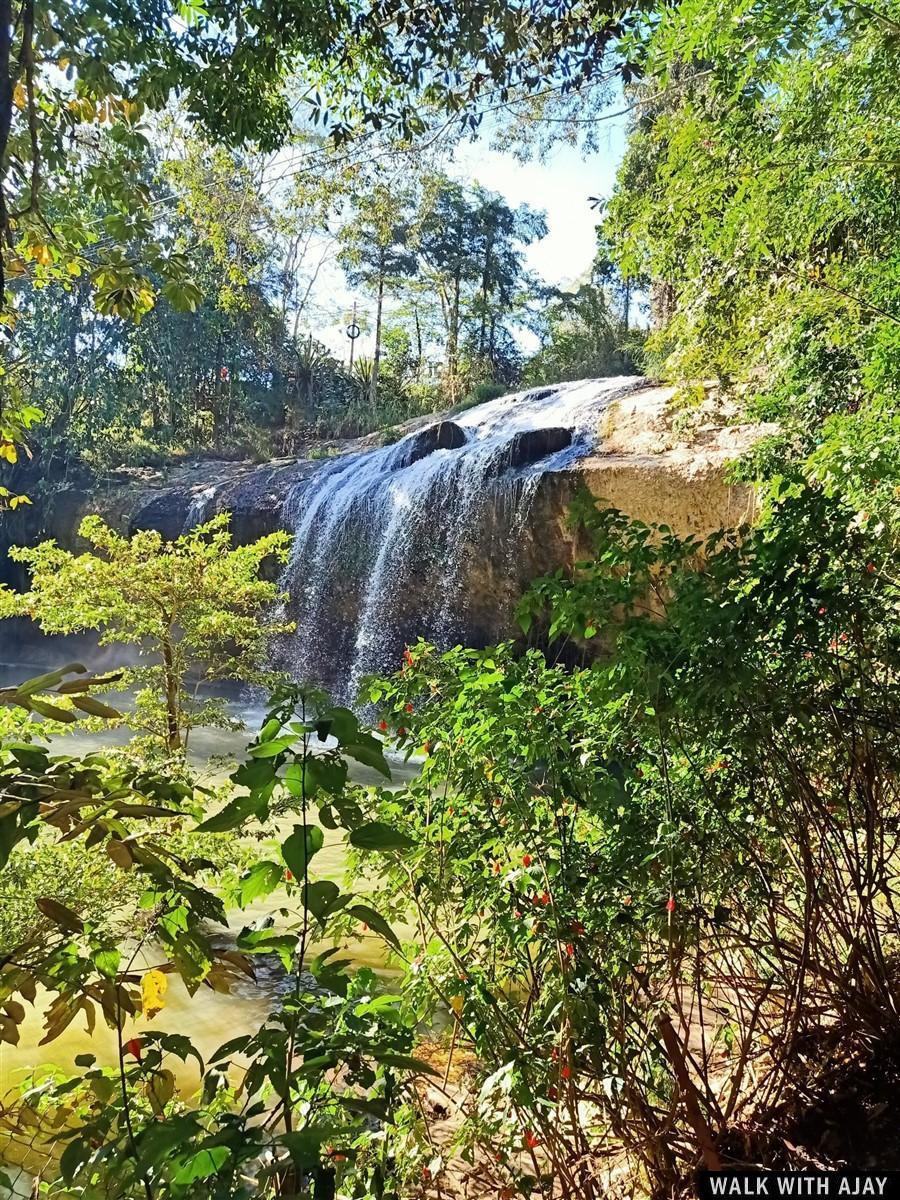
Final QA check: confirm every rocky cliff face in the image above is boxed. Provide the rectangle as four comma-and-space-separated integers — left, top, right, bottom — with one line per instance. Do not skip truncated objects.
0, 380, 774, 697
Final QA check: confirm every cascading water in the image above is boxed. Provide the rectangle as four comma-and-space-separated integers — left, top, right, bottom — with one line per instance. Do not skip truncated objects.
276, 376, 642, 703
182, 485, 219, 533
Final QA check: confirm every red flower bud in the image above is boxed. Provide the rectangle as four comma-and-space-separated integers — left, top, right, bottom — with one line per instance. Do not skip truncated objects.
524, 1130, 540, 1150
379, 720, 388, 732
125, 1038, 143, 1060
405, 702, 413, 713
666, 896, 676, 913
522, 854, 532, 867
284, 869, 293, 881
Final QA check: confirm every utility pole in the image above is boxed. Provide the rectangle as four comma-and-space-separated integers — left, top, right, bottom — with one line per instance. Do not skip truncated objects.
346, 302, 360, 370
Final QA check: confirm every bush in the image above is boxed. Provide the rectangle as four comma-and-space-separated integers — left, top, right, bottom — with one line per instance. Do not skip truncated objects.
359, 474, 900, 1191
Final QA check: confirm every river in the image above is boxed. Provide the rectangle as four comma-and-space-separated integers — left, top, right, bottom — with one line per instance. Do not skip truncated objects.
0, 640, 420, 1178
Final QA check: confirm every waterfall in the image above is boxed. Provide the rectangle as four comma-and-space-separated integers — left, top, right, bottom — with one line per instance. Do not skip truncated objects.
182, 485, 219, 533
276, 376, 641, 703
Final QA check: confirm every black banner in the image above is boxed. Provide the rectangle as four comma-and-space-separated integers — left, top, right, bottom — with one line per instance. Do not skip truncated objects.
697, 1173, 900, 1199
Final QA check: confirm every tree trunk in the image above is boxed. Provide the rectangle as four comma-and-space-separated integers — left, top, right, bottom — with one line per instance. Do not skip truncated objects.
370, 268, 385, 410
413, 303, 423, 376
0, 0, 15, 302
448, 270, 461, 400
161, 634, 181, 753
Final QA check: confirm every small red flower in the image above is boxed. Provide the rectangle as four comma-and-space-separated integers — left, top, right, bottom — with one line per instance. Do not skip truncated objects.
540, 890, 550, 906
405, 702, 414, 713
284, 869, 293, 881
524, 1130, 540, 1150
666, 896, 676, 913
818, 606, 827, 615
421, 1166, 432, 1181
492, 860, 502, 875
866, 562, 876, 574
564, 943, 575, 958
547, 1085, 558, 1100
379, 720, 388, 732
514, 908, 522, 919
522, 853, 533, 867
561, 1064, 571, 1079
397, 726, 406, 737
125, 1038, 143, 1060
622, 895, 633, 907
403, 648, 413, 666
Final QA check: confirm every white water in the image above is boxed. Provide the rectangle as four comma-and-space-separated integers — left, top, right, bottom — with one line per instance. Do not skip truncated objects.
182, 484, 219, 533
278, 377, 642, 702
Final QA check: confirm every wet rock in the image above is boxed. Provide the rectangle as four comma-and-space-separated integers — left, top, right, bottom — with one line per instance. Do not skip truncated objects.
491, 427, 572, 473
130, 490, 193, 540
392, 421, 467, 468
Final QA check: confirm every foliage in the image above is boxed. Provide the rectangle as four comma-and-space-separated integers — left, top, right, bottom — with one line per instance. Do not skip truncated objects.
0, 515, 292, 753
604, 0, 900, 440
524, 275, 642, 386
354, 454, 900, 1189
0, 686, 438, 1198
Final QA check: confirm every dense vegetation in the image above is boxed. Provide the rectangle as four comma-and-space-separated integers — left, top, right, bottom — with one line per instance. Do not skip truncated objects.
0, 0, 898, 1196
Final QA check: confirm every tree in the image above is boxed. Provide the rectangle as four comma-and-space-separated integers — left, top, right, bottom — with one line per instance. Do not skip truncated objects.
418, 176, 547, 396
338, 184, 418, 408
0, 514, 292, 752
524, 279, 637, 384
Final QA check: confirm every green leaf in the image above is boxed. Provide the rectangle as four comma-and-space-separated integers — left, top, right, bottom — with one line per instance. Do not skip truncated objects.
172, 1145, 230, 1185
92, 947, 121, 978
70, 695, 122, 718
348, 821, 414, 851
305, 880, 342, 924
197, 791, 267, 833
375, 1052, 441, 1076
238, 860, 284, 906
317, 706, 359, 744
348, 903, 401, 952
249, 735, 297, 758
343, 741, 391, 778
282, 824, 324, 880
280, 1125, 333, 1170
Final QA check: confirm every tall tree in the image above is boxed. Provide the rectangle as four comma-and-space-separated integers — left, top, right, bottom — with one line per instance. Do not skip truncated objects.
338, 185, 418, 407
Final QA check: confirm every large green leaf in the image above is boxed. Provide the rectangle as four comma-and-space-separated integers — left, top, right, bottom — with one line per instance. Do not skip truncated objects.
348, 821, 414, 851
282, 824, 325, 880
348, 903, 401, 952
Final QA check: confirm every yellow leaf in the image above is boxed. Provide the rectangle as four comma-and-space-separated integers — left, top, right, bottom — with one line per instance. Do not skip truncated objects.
29, 243, 52, 267
141, 969, 168, 1020
449, 994, 464, 1016
0, 442, 18, 464
12, 83, 25, 110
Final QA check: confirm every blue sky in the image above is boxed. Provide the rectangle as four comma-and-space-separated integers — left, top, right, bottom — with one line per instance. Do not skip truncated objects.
455, 120, 629, 287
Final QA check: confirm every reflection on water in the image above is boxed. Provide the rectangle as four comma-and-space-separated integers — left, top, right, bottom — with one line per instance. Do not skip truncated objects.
0, 636, 419, 1173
